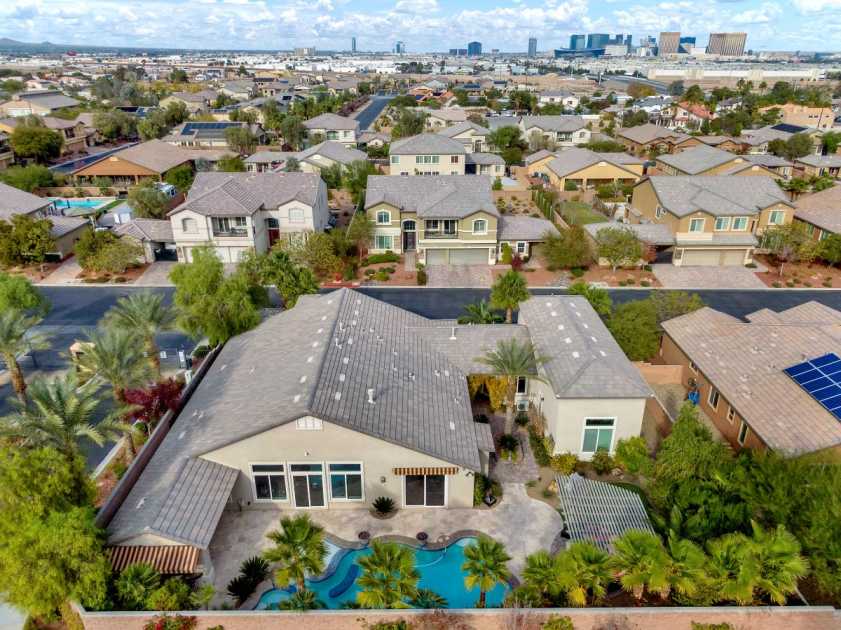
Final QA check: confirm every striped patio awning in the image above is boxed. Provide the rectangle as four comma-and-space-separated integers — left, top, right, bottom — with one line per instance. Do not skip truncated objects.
392, 466, 459, 476
108, 545, 200, 575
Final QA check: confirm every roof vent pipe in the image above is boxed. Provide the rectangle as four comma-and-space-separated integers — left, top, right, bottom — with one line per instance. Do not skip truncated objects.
367, 388, 376, 405
450, 326, 457, 340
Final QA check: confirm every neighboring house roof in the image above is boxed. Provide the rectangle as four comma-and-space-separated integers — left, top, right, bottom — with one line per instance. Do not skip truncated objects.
583, 221, 675, 246
743, 154, 793, 168
519, 295, 652, 399
675, 101, 714, 120
545, 147, 642, 179
498, 215, 559, 241
741, 123, 819, 146
696, 135, 738, 146
76, 139, 193, 175
297, 140, 368, 166
113, 218, 175, 243
243, 150, 295, 164
49, 216, 87, 238
465, 152, 505, 166
170, 171, 322, 217
557, 473, 655, 552
422, 108, 468, 123
390, 133, 467, 155
358, 131, 391, 144
302, 112, 359, 131
166, 121, 263, 143
364, 175, 497, 219
796, 154, 841, 168
617, 123, 690, 145
486, 116, 520, 131
539, 90, 575, 98
12, 91, 79, 110
524, 149, 555, 166
794, 185, 841, 235
645, 175, 790, 217
437, 121, 490, 138
167, 90, 217, 103
0, 182, 53, 219
662, 302, 841, 454
520, 115, 587, 132
656, 145, 741, 175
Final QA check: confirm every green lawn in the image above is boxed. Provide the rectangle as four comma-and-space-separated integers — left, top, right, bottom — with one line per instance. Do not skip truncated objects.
559, 201, 608, 226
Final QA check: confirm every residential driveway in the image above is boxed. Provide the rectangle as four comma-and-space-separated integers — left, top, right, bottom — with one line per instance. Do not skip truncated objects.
134, 261, 176, 286
39, 257, 82, 285
652, 264, 766, 289
427, 265, 494, 288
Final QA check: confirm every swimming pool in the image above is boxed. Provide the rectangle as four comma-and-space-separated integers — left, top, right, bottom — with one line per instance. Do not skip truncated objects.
255, 536, 509, 610
49, 197, 115, 215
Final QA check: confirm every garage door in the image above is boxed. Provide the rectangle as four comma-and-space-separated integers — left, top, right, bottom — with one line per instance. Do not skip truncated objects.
719, 249, 747, 266
449, 248, 489, 265
682, 249, 722, 266
426, 249, 448, 265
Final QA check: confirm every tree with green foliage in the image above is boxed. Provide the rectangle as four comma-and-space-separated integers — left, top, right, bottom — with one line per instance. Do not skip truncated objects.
822, 131, 841, 155
279, 116, 305, 150
769, 133, 814, 160
103, 291, 176, 374
147, 578, 193, 611
92, 110, 136, 140
128, 179, 169, 219
462, 536, 511, 608
458, 300, 503, 324
595, 226, 643, 271
763, 222, 813, 275
818, 233, 841, 266
0, 271, 49, 316
584, 139, 627, 152
320, 163, 343, 189
278, 589, 326, 611
169, 245, 262, 345
648, 291, 704, 328
342, 159, 377, 204
263, 514, 327, 594
74, 326, 152, 406
610, 530, 675, 600
567, 282, 612, 319
242, 248, 318, 309
0, 310, 48, 404
563, 541, 613, 606
540, 226, 594, 270
346, 212, 375, 260
608, 298, 660, 361
84, 237, 143, 275
622, 110, 650, 128
356, 540, 419, 609
0, 213, 55, 266
115, 563, 161, 611
0, 164, 54, 192
10, 125, 63, 163
224, 126, 257, 154
668, 81, 685, 97
614, 436, 652, 475
683, 84, 705, 103
137, 110, 169, 141
163, 164, 194, 192
216, 154, 246, 172
410, 589, 448, 609
74, 228, 114, 269
487, 126, 525, 155
391, 109, 428, 139
284, 157, 301, 172
489, 270, 530, 324
476, 338, 545, 433
281, 231, 341, 278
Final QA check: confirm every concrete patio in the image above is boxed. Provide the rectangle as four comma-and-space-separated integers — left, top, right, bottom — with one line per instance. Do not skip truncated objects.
208, 482, 562, 605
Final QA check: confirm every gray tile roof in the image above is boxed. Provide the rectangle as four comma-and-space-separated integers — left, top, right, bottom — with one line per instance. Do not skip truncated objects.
518, 295, 652, 399
243, 150, 295, 165
114, 218, 175, 243
0, 182, 53, 219
303, 112, 359, 131
474, 423, 494, 452
546, 147, 641, 179
78, 139, 193, 175
743, 154, 793, 168
437, 121, 490, 138
656, 144, 740, 175
390, 133, 466, 156
170, 172, 322, 217
364, 175, 498, 219
647, 176, 790, 218
486, 116, 520, 131
524, 149, 555, 166
520, 115, 587, 133
466, 152, 505, 166
662, 302, 841, 454
794, 185, 841, 234
557, 473, 654, 552
796, 154, 841, 168
617, 123, 690, 145
413, 323, 532, 375
49, 216, 88, 239
498, 215, 559, 241
422, 108, 469, 123
297, 141, 368, 165
583, 221, 675, 246
17, 92, 79, 110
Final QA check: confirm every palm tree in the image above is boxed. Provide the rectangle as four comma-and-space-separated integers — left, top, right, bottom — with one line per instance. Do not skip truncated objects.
522, 550, 573, 605
410, 588, 448, 609
73, 326, 152, 403
750, 522, 809, 605
563, 541, 613, 606
278, 589, 326, 611
356, 540, 419, 609
0, 310, 49, 404
476, 338, 546, 433
461, 535, 511, 608
102, 291, 175, 374
458, 301, 503, 325
666, 532, 709, 600
706, 531, 759, 605
263, 514, 327, 594
610, 530, 672, 600
489, 270, 529, 323
0, 373, 128, 459
115, 563, 161, 610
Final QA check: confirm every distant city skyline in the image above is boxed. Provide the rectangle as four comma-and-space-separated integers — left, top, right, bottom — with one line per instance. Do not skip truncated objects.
0, 0, 837, 52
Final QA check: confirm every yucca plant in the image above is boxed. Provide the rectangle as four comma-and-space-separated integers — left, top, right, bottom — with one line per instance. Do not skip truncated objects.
240, 555, 270, 585
372, 496, 395, 516
226, 574, 256, 606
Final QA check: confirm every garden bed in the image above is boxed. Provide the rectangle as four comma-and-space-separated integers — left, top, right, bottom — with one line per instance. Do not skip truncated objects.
753, 254, 840, 288
577, 266, 661, 287
2, 262, 63, 282
76, 263, 149, 284
491, 265, 566, 287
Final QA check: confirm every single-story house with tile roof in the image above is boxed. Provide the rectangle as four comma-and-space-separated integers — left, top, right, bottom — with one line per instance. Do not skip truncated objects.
793, 185, 841, 241
114, 218, 176, 263
630, 175, 794, 266
655, 144, 780, 178
616, 123, 700, 156
528, 147, 644, 190
301, 113, 359, 147
538, 90, 580, 109
795, 154, 841, 179
742, 153, 794, 179
159, 90, 219, 114
694, 135, 745, 153
357, 131, 391, 148
98, 288, 649, 574
389, 133, 467, 176
245, 142, 368, 175
0, 90, 80, 117
660, 301, 841, 455
437, 120, 490, 153
497, 215, 559, 259
71, 139, 195, 191
740, 124, 824, 155
164, 121, 267, 150
519, 115, 591, 148
583, 220, 674, 267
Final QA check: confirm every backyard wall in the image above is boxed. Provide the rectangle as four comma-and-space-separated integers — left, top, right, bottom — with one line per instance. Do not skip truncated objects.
78, 605, 840, 630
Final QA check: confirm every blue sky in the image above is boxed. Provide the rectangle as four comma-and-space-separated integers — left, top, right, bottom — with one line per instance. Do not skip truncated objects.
2, 0, 840, 52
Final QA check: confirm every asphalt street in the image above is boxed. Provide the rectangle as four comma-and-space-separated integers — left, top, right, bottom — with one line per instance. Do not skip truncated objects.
353, 95, 393, 131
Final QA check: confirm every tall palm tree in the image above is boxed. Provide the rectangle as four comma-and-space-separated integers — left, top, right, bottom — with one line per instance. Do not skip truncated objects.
0, 310, 49, 404
610, 530, 672, 600
73, 326, 152, 404
102, 291, 175, 374
489, 270, 530, 323
263, 514, 327, 594
458, 301, 503, 325
563, 541, 613, 607
278, 589, 326, 611
461, 535, 511, 608
356, 540, 419, 609
476, 338, 546, 433
0, 373, 128, 460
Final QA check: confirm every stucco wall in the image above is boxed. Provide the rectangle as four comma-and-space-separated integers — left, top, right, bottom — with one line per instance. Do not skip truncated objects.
389, 153, 465, 176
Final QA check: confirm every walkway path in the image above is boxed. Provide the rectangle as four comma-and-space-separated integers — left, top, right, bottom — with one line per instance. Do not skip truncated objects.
39, 257, 82, 285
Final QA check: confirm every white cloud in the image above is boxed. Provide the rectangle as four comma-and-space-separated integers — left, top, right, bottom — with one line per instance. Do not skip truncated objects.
732, 2, 781, 24
393, 0, 439, 14
793, 0, 841, 11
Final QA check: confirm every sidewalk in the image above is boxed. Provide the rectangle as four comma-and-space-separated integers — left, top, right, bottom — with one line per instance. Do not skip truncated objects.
38, 257, 82, 285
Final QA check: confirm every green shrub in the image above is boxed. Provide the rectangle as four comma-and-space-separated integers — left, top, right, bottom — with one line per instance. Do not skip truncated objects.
416, 269, 427, 285
542, 615, 575, 630
527, 426, 551, 466
473, 473, 502, 506
500, 242, 513, 265
342, 265, 356, 281
365, 251, 400, 264
640, 280, 650, 287
113, 276, 127, 283
590, 449, 614, 475
111, 458, 128, 480
492, 177, 503, 191
550, 452, 579, 475
499, 433, 519, 460
564, 180, 578, 191
614, 436, 652, 475
514, 411, 529, 427
240, 556, 269, 585
643, 264, 652, 272
374, 270, 390, 281
373, 496, 395, 515
147, 578, 193, 611
772, 281, 782, 288
364, 268, 376, 276
570, 267, 585, 278
226, 575, 255, 606
192, 344, 211, 358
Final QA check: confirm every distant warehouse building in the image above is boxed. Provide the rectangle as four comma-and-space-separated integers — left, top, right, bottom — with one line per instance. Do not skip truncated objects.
707, 32, 747, 56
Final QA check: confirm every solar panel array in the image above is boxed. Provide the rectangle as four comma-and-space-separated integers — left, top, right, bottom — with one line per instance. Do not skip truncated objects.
181, 122, 241, 135
783, 352, 841, 421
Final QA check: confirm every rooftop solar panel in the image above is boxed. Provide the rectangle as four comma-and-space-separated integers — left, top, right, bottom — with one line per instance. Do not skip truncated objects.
784, 353, 841, 422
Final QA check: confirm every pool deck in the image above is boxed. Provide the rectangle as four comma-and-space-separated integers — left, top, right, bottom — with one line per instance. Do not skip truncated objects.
208, 482, 562, 608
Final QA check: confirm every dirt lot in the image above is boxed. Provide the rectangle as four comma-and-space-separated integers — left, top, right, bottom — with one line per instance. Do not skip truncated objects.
754, 254, 839, 288
76, 263, 150, 284
578, 266, 661, 287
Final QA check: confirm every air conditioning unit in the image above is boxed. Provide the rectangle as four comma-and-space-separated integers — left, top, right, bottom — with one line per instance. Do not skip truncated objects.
517, 400, 528, 412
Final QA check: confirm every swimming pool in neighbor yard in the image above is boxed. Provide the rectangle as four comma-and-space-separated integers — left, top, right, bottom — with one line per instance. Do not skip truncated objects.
49, 197, 115, 215
255, 536, 509, 610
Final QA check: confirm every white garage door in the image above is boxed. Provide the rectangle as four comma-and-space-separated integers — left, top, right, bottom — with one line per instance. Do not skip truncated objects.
719, 249, 747, 266
450, 248, 489, 265
426, 249, 448, 266
682, 249, 723, 266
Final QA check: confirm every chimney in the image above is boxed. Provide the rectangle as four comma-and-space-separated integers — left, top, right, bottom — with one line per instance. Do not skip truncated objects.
367, 388, 376, 404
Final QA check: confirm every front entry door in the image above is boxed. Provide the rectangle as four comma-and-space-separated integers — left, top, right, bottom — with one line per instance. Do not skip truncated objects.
291, 464, 326, 508
402, 220, 417, 251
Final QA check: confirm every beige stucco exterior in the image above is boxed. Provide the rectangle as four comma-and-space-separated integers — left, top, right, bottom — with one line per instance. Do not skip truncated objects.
534, 160, 642, 190
389, 153, 465, 176
200, 416, 475, 510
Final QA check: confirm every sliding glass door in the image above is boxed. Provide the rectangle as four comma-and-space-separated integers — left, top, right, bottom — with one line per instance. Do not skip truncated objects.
290, 463, 325, 508
404, 474, 446, 507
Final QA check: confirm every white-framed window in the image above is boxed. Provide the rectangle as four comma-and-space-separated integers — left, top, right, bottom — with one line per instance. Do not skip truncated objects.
732, 217, 748, 231
714, 217, 731, 231
450, 155, 459, 164
689, 218, 705, 232
737, 421, 749, 445
708, 386, 720, 410
328, 463, 363, 501
473, 219, 487, 234
581, 418, 615, 454
404, 474, 446, 507
727, 406, 736, 423
655, 205, 665, 219
516, 242, 527, 254
251, 464, 288, 501
376, 210, 391, 225
289, 208, 305, 224
769, 210, 785, 225
181, 217, 198, 233
375, 234, 392, 250
296, 417, 323, 430
391, 155, 399, 164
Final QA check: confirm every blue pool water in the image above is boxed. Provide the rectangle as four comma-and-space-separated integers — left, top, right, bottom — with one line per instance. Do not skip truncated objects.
255, 537, 509, 610
49, 198, 114, 214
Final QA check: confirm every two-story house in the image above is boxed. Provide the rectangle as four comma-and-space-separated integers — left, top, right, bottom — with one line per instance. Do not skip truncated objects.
301, 113, 359, 148
437, 121, 490, 153
160, 90, 219, 115
537, 90, 580, 110
168, 172, 329, 263
0, 90, 80, 117
389, 134, 467, 176
526, 147, 644, 190
0, 116, 90, 155
630, 176, 794, 266
655, 145, 781, 179
616, 123, 701, 156
518, 115, 591, 148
